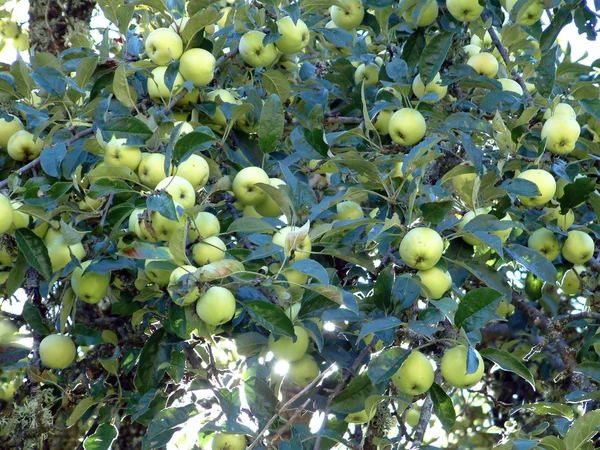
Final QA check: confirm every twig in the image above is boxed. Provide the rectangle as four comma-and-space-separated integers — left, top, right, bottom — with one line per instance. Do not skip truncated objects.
269, 398, 311, 444
410, 393, 433, 448
215, 49, 239, 68
99, 193, 114, 227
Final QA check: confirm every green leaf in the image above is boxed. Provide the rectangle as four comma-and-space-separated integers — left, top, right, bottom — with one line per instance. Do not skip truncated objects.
480, 348, 535, 389
538, 436, 566, 450
419, 201, 453, 224
454, 288, 504, 332
291, 259, 329, 285
40, 143, 67, 178
559, 177, 596, 213
113, 65, 137, 109
540, 5, 573, 52
0, 346, 30, 365
512, 402, 574, 420
579, 98, 600, 121
83, 423, 118, 450
134, 328, 170, 393
357, 317, 402, 342
102, 117, 153, 142
227, 217, 277, 234
535, 47, 557, 97
142, 404, 198, 450
15, 229, 52, 280
173, 130, 217, 163
314, 27, 354, 48
430, 383, 456, 430
505, 244, 557, 285
392, 276, 421, 310
244, 301, 295, 337
182, 6, 220, 42
119, 242, 173, 260
262, 70, 291, 101
258, 94, 284, 153
373, 266, 393, 311
255, 182, 294, 223
66, 397, 99, 427
564, 410, 600, 450
574, 361, 600, 383
366, 347, 409, 384
418, 32, 454, 85
331, 373, 377, 414
402, 29, 426, 73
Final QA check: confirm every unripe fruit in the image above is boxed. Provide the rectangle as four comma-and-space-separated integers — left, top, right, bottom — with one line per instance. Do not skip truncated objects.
541, 116, 580, 155
196, 286, 236, 325
0, 114, 24, 150
446, 0, 484, 22
467, 52, 499, 77
412, 73, 447, 102
268, 325, 309, 362
288, 354, 320, 386
0, 195, 15, 234
417, 267, 452, 299
388, 108, 426, 146
330, 0, 365, 30
399, 227, 444, 270
528, 228, 560, 261
391, 350, 435, 395
441, 345, 484, 388
561, 230, 594, 265
192, 236, 226, 266
39, 334, 76, 369
71, 261, 111, 304
145, 28, 183, 65
7, 130, 43, 161
516, 169, 556, 207
272, 226, 312, 261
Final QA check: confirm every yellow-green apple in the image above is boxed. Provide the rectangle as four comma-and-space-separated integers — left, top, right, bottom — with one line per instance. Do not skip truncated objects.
528, 228, 560, 260
458, 208, 512, 245
176, 89, 199, 107
272, 226, 312, 261
499, 78, 523, 95
168, 265, 201, 306
0, 195, 14, 234
399, 227, 444, 270
145, 27, 183, 65
196, 286, 236, 325
173, 121, 195, 139
470, 31, 493, 48
0, 20, 19, 39
320, 21, 356, 55
39, 334, 76, 370
128, 208, 155, 241
562, 230, 595, 264
239, 31, 278, 67
254, 178, 287, 217
505, 0, 543, 26
391, 350, 434, 395
406, 408, 420, 427
232, 167, 270, 206
441, 345, 484, 388
7, 130, 43, 161
156, 175, 196, 209
446, 0, 484, 22
217, 7, 232, 29
268, 325, 309, 361
179, 48, 216, 87
104, 136, 142, 171
463, 44, 481, 58
276, 17, 310, 54
284, 268, 309, 285
147, 66, 184, 103
451, 167, 477, 194
403, 0, 438, 27
212, 433, 246, 450
288, 354, 320, 387
541, 116, 580, 155
544, 103, 577, 120
331, 0, 364, 30
138, 153, 171, 188
345, 408, 376, 424
373, 109, 393, 135
354, 63, 379, 86
516, 169, 556, 207
148, 204, 187, 240
0, 114, 24, 150
78, 196, 103, 211
192, 236, 226, 266
189, 211, 220, 241
495, 300, 515, 318
467, 52, 499, 77
560, 267, 581, 295
13, 32, 28, 51
552, 207, 574, 231
46, 231, 85, 272
10, 201, 30, 229
71, 261, 110, 304
389, 108, 426, 146
204, 89, 238, 127
175, 154, 210, 190
412, 73, 447, 102
243, 205, 262, 218
145, 260, 175, 286
335, 201, 364, 220
417, 267, 452, 299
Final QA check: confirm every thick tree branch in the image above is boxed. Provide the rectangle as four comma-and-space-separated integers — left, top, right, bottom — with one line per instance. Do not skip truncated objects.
410, 393, 433, 448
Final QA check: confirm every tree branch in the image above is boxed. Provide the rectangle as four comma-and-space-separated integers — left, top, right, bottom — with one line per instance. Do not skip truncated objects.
215, 49, 239, 68
410, 393, 433, 448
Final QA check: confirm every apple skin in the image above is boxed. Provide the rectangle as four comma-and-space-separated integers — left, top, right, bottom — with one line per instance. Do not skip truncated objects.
441, 345, 485, 388
388, 108, 427, 146
331, 0, 365, 30
412, 73, 447, 102
467, 52, 499, 77
192, 236, 226, 266
155, 176, 196, 209
71, 261, 111, 304
46, 230, 86, 273
268, 325, 309, 362
405, 409, 420, 428
78, 196, 103, 211
288, 354, 320, 387
446, 0, 484, 22
144, 260, 175, 286
496, 300, 515, 318
189, 211, 220, 242
239, 31, 278, 68
528, 228, 560, 261
560, 268, 581, 296
373, 109, 393, 135
145, 27, 183, 65
104, 136, 142, 171
458, 208, 512, 245
470, 31, 493, 48
0, 195, 14, 234
148, 204, 187, 240
499, 78, 523, 95
505, 0, 543, 26
354, 63, 379, 86
284, 269, 309, 285
335, 201, 364, 221
39, 334, 77, 370
276, 17, 310, 54
541, 116, 580, 155
211, 433, 246, 450
272, 226, 312, 261
399, 227, 444, 270
463, 44, 481, 58
169, 265, 201, 306
254, 178, 287, 217
391, 350, 435, 396
517, 169, 556, 207
148, 66, 184, 103
0, 114, 24, 150
403, 0, 438, 27
179, 48, 216, 87
138, 153, 172, 188
7, 130, 44, 161
0, 20, 19, 39
204, 89, 238, 127
320, 21, 356, 55
196, 286, 236, 326
345, 408, 376, 424
544, 103, 577, 120
10, 201, 30, 229
174, 154, 210, 190
562, 230, 595, 265
417, 267, 452, 299
553, 207, 574, 231
232, 167, 270, 206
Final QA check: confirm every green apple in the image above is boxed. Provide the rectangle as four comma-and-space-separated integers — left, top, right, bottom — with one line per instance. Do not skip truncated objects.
71, 261, 110, 304
192, 236, 226, 266
204, 89, 238, 127
320, 21, 356, 55
345, 408, 376, 424
156, 175, 196, 209
129, 208, 153, 241
399, 227, 444, 270
284, 268, 309, 285
172, 121, 195, 140
176, 89, 200, 107
196, 286, 236, 325
12, 31, 28, 51
553, 207, 574, 231
212, 433, 246, 450
562, 230, 595, 265
7, 130, 43, 161
78, 195, 103, 211
388, 108, 427, 146
268, 325, 309, 361
373, 109, 393, 135
138, 153, 171, 188
189, 211, 220, 241
392, 350, 434, 395
10, 201, 30, 229
331, 0, 364, 30
272, 226, 312, 261
335, 201, 364, 221
505, 0, 544, 26
232, 167, 270, 206
276, 17, 310, 54
288, 354, 320, 387
239, 31, 278, 68
145, 260, 176, 286
354, 63, 379, 86
528, 228, 560, 261
441, 345, 485, 388
412, 72, 447, 102
179, 48, 216, 87
46, 234, 85, 273
174, 154, 210, 190
452, 169, 477, 194
169, 265, 201, 306
495, 300, 515, 318
403, 0, 438, 27
499, 78, 523, 95
104, 136, 142, 171
541, 116, 580, 155
560, 268, 581, 296
470, 31, 493, 48
0, 114, 24, 150
0, 20, 19, 39
0, 195, 14, 234
145, 27, 183, 65
254, 178, 287, 217
148, 66, 184, 103
516, 169, 556, 207
463, 44, 481, 58
406, 408, 420, 428
467, 52, 499, 77
39, 334, 76, 370
148, 204, 187, 240
446, 0, 484, 22
417, 267, 452, 299
458, 208, 512, 245
544, 103, 577, 120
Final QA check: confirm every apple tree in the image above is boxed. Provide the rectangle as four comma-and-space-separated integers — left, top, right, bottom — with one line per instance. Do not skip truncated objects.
1, 0, 600, 448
